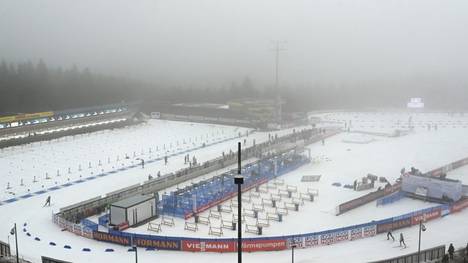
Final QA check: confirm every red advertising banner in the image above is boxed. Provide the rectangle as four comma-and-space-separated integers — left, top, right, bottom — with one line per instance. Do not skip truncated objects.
182, 239, 286, 252
182, 240, 236, 252
338, 190, 384, 215
451, 198, 468, 213
411, 209, 441, 225
338, 182, 401, 215
384, 183, 401, 195
242, 239, 287, 252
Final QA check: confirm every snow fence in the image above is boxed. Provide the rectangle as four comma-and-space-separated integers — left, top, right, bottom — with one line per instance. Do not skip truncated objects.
50, 197, 468, 252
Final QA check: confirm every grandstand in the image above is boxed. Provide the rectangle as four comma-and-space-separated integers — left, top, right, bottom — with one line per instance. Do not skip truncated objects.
0, 102, 140, 148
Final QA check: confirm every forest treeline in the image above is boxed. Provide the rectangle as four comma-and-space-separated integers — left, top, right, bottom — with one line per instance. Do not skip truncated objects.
1, 60, 466, 114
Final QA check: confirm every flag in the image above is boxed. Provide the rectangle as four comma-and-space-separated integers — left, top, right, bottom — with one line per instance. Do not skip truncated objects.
10, 226, 15, 235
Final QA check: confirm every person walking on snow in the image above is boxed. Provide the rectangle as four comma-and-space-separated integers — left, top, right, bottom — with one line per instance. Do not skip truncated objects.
399, 233, 406, 248
387, 230, 395, 241
43, 196, 51, 207
448, 243, 455, 260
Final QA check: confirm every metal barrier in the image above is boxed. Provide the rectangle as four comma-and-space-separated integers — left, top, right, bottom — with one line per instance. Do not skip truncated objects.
369, 245, 445, 263
0, 240, 10, 258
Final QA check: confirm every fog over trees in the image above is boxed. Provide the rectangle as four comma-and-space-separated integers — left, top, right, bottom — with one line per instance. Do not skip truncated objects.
1, 0, 468, 112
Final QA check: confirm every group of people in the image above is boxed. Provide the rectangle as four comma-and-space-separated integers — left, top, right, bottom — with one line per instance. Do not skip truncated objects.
386, 230, 406, 248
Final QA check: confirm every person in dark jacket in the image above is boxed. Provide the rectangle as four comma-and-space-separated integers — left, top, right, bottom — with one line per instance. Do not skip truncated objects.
43, 196, 51, 207
387, 230, 395, 241
448, 243, 455, 260
399, 233, 406, 248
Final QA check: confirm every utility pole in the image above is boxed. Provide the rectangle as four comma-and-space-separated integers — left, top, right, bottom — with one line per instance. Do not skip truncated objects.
272, 41, 287, 127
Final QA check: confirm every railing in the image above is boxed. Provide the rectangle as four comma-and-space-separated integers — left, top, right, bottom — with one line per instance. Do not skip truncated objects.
50, 142, 468, 253
0, 240, 10, 258
369, 245, 446, 263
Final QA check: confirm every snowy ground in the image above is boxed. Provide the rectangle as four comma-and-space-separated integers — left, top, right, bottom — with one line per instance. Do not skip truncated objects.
1, 113, 468, 263
128, 120, 468, 238
0, 121, 254, 200
315, 111, 468, 134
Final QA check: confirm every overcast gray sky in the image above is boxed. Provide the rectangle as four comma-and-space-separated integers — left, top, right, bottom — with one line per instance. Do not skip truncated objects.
1, 0, 468, 88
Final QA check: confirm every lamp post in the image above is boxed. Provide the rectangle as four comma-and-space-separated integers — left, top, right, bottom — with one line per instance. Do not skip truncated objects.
417, 220, 426, 262
10, 223, 19, 263
291, 244, 297, 263
234, 142, 244, 263
131, 235, 138, 263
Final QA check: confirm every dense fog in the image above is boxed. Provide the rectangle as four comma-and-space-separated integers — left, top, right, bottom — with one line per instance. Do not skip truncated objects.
1, 0, 468, 110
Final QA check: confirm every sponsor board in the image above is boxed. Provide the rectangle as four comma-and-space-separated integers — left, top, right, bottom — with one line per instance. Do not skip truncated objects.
451, 198, 468, 213
363, 225, 376, 237
384, 183, 401, 195
182, 239, 286, 252
320, 230, 349, 245
338, 190, 384, 214
338, 182, 400, 215
93, 231, 181, 250
411, 208, 441, 225
93, 231, 130, 246
376, 217, 412, 234
287, 235, 319, 248
304, 235, 320, 247
286, 236, 305, 248
242, 239, 287, 252
135, 237, 181, 250
182, 240, 236, 252
349, 225, 376, 241
349, 228, 363, 240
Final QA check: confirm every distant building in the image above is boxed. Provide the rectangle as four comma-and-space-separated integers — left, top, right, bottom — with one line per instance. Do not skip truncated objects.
407, 98, 425, 109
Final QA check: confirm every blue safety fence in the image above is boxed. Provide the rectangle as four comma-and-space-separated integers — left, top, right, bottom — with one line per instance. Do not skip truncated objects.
376, 191, 406, 206
81, 218, 99, 231
89, 200, 462, 253
161, 150, 310, 218
98, 214, 109, 226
